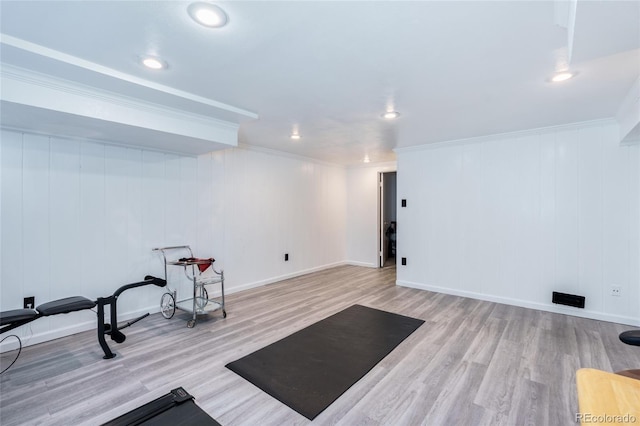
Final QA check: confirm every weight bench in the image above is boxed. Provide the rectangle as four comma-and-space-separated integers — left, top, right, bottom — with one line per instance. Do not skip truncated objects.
0, 296, 97, 334
0, 275, 166, 360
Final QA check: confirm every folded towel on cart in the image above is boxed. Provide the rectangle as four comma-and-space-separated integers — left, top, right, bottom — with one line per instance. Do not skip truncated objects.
178, 257, 216, 273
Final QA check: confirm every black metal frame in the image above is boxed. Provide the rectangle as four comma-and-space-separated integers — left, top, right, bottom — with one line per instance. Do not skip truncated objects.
1, 275, 166, 360
96, 275, 166, 359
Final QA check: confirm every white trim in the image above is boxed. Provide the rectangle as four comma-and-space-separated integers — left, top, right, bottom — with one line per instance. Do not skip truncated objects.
345, 260, 379, 268
225, 261, 349, 294
396, 279, 640, 327
394, 118, 618, 154
0, 126, 205, 158
235, 143, 347, 169
346, 160, 397, 171
0, 34, 257, 120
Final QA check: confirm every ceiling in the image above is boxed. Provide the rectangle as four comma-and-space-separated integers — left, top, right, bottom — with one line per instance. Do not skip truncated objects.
1, 1, 639, 165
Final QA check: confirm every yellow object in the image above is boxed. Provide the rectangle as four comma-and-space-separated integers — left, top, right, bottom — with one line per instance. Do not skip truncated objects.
576, 368, 640, 425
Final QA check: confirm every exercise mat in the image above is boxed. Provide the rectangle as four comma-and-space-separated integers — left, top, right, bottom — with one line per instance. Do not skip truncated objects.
225, 304, 424, 420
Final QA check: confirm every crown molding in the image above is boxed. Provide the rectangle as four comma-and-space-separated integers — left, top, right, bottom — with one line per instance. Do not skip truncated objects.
1, 64, 243, 154
394, 118, 618, 155
0, 33, 258, 121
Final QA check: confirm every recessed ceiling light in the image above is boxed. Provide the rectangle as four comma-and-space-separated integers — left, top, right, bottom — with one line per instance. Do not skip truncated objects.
363, 155, 371, 163
188, 2, 228, 28
290, 133, 301, 140
141, 56, 167, 70
551, 71, 575, 82
382, 111, 400, 119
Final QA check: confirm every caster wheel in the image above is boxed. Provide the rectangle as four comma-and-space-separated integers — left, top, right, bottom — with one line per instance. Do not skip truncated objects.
187, 320, 196, 328
160, 293, 175, 319
222, 310, 227, 318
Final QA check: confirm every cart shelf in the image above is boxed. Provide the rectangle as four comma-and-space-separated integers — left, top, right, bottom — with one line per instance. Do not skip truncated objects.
153, 246, 226, 328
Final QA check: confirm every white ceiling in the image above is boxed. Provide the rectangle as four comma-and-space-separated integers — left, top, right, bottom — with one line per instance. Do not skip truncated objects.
1, 1, 639, 165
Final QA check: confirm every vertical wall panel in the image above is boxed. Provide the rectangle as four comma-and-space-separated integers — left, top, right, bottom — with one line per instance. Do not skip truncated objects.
48, 137, 83, 330
141, 151, 166, 253
21, 134, 51, 324
538, 132, 557, 306
104, 145, 131, 300
195, 153, 215, 257
602, 125, 631, 314
125, 149, 146, 290
209, 151, 229, 269
1, 131, 23, 313
554, 129, 580, 294
164, 154, 184, 247
577, 126, 604, 312
510, 134, 542, 303
179, 157, 199, 256
458, 143, 484, 293
79, 142, 106, 299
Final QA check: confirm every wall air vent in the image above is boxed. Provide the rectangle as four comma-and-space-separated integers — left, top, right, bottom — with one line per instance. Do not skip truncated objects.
552, 291, 585, 309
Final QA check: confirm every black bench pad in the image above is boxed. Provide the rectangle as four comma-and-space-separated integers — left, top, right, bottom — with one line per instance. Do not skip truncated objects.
37, 296, 96, 316
620, 330, 640, 347
0, 309, 38, 326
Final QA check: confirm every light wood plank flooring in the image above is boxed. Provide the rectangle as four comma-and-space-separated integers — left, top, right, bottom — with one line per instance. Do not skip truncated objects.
1, 265, 639, 425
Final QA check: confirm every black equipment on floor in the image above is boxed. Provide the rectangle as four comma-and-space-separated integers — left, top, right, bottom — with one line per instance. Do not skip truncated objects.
619, 330, 640, 346
616, 329, 640, 380
226, 304, 425, 420
102, 387, 221, 426
0, 275, 166, 361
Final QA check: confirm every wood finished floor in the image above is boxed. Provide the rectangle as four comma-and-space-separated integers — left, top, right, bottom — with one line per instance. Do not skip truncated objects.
1, 265, 639, 426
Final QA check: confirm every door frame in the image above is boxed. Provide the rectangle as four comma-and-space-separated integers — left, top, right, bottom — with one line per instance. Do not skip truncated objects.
378, 171, 397, 268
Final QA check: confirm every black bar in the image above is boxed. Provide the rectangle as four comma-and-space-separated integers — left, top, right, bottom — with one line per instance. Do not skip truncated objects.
96, 296, 116, 359
113, 276, 166, 298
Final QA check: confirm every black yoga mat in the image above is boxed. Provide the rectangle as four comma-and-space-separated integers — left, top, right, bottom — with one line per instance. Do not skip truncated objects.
225, 304, 425, 420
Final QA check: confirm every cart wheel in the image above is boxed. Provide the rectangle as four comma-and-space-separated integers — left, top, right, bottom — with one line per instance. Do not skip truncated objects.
160, 293, 175, 319
222, 310, 227, 318
187, 320, 196, 328
195, 287, 209, 310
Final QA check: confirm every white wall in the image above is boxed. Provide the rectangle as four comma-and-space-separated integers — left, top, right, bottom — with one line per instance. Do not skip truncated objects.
0, 130, 347, 347
396, 120, 640, 326
346, 162, 397, 267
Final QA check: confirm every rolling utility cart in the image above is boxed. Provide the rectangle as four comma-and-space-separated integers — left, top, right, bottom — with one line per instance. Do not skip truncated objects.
153, 246, 226, 328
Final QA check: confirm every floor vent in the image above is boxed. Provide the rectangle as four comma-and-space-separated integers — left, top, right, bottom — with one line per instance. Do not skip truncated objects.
552, 291, 585, 308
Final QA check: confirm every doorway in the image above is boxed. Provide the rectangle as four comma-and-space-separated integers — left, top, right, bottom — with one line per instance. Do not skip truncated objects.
378, 171, 397, 268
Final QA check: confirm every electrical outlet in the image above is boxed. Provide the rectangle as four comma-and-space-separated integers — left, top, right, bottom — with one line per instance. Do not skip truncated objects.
284, 253, 289, 261
611, 286, 622, 297
401, 257, 407, 266
24, 296, 35, 309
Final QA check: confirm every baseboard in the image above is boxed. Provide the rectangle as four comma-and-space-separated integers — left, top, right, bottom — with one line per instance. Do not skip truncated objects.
396, 280, 640, 327
345, 260, 378, 268
225, 261, 349, 294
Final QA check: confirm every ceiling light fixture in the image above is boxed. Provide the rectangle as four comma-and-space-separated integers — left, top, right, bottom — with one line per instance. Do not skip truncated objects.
141, 56, 167, 70
363, 155, 371, 163
290, 133, 301, 140
551, 71, 575, 82
382, 111, 400, 119
188, 2, 228, 28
